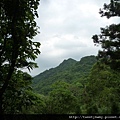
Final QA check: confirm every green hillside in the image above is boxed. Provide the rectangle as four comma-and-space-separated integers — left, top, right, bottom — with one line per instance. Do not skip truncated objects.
32, 55, 97, 95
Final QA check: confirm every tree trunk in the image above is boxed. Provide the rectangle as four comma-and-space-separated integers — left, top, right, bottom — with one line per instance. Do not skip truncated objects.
0, 63, 15, 114
0, 96, 3, 114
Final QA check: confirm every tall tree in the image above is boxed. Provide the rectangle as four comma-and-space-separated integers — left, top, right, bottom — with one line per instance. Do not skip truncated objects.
92, 0, 120, 70
0, 0, 40, 114
46, 81, 77, 114
85, 62, 120, 114
3, 71, 33, 113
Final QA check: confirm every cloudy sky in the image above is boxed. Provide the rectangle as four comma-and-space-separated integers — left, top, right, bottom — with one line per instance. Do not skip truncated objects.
27, 0, 118, 76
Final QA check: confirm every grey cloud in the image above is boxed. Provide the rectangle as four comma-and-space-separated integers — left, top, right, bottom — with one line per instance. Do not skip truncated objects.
29, 0, 116, 76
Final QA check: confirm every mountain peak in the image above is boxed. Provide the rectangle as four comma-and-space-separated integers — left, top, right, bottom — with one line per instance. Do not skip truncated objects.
33, 55, 97, 95
79, 55, 97, 64
59, 58, 76, 66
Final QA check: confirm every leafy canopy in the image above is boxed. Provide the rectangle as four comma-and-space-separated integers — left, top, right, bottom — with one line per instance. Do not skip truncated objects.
0, 0, 40, 113
0, 0, 40, 93
92, 0, 120, 70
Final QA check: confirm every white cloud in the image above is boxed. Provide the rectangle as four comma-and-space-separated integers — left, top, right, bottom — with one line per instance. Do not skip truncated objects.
27, 0, 118, 76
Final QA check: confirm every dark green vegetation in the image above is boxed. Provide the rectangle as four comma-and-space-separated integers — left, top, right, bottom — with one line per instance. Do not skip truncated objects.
33, 56, 97, 95
0, 0, 120, 115
31, 55, 120, 114
0, 0, 40, 114
92, 0, 120, 70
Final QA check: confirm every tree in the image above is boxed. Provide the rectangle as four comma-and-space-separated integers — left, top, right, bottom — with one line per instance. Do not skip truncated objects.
92, 0, 120, 70
85, 62, 120, 114
46, 81, 77, 114
2, 70, 46, 114
3, 71, 33, 113
0, 0, 40, 114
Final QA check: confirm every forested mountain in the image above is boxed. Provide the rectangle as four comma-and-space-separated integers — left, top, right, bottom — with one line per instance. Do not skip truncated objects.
1, 0, 120, 116
32, 55, 97, 95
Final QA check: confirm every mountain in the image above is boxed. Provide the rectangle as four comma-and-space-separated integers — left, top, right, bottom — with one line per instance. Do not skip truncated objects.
32, 55, 97, 95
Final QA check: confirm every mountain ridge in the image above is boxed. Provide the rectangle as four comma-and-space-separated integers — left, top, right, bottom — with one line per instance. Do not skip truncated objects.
32, 55, 97, 95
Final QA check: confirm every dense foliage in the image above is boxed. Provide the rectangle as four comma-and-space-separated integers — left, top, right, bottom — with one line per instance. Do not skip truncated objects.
32, 56, 120, 114
0, 0, 120, 116
85, 63, 120, 114
30, 0, 120, 114
0, 0, 40, 114
32, 56, 97, 95
92, 0, 120, 70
